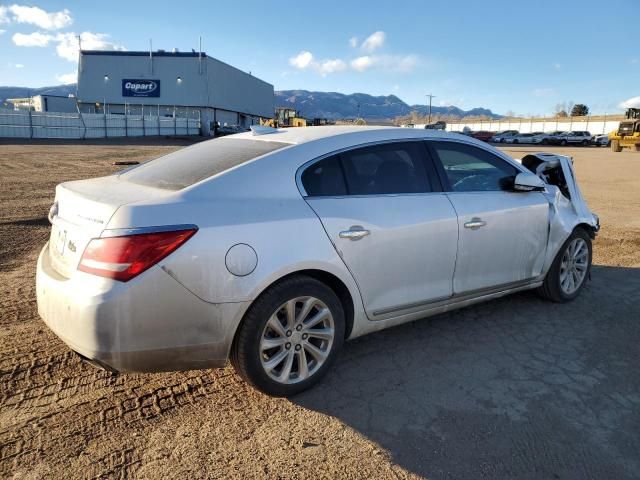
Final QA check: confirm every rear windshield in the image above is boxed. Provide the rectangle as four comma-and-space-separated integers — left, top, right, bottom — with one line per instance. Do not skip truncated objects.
120, 138, 288, 190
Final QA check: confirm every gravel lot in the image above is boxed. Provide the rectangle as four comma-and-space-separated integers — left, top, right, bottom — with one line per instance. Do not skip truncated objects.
1, 139, 639, 479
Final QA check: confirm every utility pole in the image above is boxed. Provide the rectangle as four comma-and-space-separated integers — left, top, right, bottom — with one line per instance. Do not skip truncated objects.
426, 94, 436, 124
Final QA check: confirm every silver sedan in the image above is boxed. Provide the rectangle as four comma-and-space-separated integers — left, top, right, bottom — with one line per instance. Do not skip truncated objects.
37, 126, 599, 396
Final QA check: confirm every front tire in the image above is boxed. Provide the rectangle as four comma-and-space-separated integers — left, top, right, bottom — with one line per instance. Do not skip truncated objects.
611, 139, 622, 152
231, 275, 345, 396
538, 228, 592, 303
560, 139, 567, 146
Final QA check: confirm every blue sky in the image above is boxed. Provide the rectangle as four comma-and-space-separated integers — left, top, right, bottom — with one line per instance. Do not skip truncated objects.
1, 0, 638, 115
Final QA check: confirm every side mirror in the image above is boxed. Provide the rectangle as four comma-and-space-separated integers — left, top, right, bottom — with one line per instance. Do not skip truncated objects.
513, 172, 546, 192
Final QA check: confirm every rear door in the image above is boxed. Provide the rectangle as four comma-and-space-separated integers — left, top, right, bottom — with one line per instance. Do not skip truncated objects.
429, 140, 550, 294
301, 141, 459, 319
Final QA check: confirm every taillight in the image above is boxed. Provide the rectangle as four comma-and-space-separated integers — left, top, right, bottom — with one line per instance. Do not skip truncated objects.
78, 228, 197, 281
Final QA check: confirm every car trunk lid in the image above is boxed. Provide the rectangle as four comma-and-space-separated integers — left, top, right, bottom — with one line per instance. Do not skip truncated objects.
48, 176, 171, 278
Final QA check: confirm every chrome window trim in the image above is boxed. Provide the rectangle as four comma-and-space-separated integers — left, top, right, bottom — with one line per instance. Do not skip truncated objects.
295, 138, 432, 198
295, 136, 527, 198
427, 138, 534, 194
305, 191, 449, 200
100, 224, 199, 238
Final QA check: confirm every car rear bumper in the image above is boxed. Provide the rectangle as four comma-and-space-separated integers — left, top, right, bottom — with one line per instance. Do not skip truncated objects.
36, 243, 250, 372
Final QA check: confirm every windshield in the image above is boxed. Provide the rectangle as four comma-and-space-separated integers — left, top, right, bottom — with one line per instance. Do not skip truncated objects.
120, 138, 289, 190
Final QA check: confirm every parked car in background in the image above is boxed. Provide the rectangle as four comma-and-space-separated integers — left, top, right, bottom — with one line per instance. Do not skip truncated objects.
425, 121, 447, 130
469, 130, 495, 142
549, 131, 592, 146
506, 132, 544, 144
491, 130, 519, 143
592, 134, 610, 147
36, 126, 599, 396
531, 131, 564, 145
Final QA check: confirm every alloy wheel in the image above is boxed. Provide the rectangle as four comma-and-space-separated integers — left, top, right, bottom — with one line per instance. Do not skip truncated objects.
559, 238, 589, 295
259, 296, 335, 384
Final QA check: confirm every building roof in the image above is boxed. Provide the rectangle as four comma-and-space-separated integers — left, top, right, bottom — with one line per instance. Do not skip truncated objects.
81, 50, 206, 58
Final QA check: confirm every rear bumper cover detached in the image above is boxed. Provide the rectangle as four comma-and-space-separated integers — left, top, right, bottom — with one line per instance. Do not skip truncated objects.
36, 243, 250, 373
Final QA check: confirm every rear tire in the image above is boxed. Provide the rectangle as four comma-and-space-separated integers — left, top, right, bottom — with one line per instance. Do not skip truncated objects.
634, 144, 640, 152
538, 228, 592, 303
560, 139, 567, 146
581, 139, 589, 146
231, 275, 345, 396
611, 140, 622, 152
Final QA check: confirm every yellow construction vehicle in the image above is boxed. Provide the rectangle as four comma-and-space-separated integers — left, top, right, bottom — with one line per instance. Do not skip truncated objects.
609, 108, 640, 152
261, 107, 307, 128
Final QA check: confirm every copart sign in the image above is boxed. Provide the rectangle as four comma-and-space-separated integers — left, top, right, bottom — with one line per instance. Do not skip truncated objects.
122, 79, 160, 97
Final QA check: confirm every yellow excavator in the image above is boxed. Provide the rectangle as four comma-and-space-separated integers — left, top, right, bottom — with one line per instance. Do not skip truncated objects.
610, 108, 640, 152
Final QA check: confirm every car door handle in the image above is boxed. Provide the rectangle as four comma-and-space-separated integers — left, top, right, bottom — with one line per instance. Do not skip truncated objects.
464, 218, 487, 230
339, 227, 370, 240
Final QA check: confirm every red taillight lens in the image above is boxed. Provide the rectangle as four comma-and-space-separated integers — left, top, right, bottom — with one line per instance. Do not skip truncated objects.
78, 228, 197, 281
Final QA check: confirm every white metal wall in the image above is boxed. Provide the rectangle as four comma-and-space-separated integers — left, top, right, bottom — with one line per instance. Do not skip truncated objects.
0, 108, 200, 139
418, 118, 622, 135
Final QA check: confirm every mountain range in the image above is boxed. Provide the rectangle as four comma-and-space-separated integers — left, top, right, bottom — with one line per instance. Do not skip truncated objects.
0, 85, 502, 120
275, 90, 501, 120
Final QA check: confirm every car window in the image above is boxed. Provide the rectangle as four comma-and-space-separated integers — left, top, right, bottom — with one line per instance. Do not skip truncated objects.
300, 155, 347, 196
431, 141, 519, 192
120, 138, 288, 190
340, 142, 431, 195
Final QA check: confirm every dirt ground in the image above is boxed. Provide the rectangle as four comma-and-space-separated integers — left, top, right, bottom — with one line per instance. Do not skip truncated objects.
1, 139, 639, 479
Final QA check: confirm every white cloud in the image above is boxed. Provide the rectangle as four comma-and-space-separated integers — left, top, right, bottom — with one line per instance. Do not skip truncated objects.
12, 31, 54, 46
14, 63, 24, 68
630, 58, 638, 65
351, 54, 419, 73
0, 29, 5, 35
8, 4, 72, 30
393, 84, 399, 91
349, 36, 358, 48
318, 58, 346, 75
56, 72, 76, 84
552, 62, 561, 70
619, 96, 640, 109
361, 31, 385, 52
12, 30, 125, 61
0, 6, 8, 24
351, 55, 375, 72
289, 51, 346, 76
56, 31, 126, 62
289, 50, 314, 69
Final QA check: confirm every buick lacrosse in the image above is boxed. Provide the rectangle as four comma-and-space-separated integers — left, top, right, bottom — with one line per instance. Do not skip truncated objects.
37, 126, 599, 396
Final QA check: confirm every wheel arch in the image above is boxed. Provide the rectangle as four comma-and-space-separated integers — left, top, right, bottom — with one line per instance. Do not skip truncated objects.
575, 222, 597, 239
237, 268, 358, 342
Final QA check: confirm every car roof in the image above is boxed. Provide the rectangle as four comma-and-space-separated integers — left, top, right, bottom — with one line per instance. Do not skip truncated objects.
230, 125, 473, 146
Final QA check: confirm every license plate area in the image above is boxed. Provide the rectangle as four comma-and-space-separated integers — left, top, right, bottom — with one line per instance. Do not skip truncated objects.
53, 225, 67, 255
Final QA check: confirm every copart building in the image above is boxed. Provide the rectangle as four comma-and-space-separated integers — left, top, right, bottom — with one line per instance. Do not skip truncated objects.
76, 50, 274, 135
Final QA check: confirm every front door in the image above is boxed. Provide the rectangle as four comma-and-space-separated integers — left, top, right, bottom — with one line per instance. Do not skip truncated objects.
429, 140, 550, 294
300, 141, 459, 318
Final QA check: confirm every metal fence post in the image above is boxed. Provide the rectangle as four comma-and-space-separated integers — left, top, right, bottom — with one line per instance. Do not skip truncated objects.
28, 106, 33, 139
174, 106, 177, 136
103, 104, 108, 138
